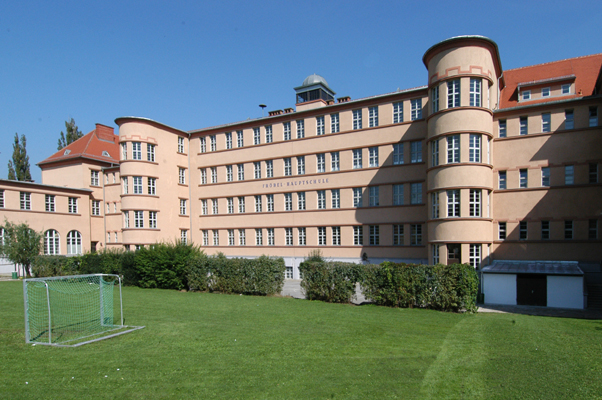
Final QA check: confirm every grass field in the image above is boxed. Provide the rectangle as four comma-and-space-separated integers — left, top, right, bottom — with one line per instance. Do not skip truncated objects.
1, 280, 601, 399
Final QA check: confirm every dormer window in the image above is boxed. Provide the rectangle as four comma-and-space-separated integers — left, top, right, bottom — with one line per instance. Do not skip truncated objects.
102, 151, 110, 157
562, 84, 571, 94
522, 90, 531, 101
542, 87, 550, 97
63, 149, 71, 155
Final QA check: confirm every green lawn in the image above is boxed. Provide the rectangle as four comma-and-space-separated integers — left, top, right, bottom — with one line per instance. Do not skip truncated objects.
1, 281, 601, 399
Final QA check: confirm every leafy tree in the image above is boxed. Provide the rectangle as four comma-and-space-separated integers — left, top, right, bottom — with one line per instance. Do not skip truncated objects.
0, 219, 43, 277
7, 133, 31, 181
57, 118, 83, 150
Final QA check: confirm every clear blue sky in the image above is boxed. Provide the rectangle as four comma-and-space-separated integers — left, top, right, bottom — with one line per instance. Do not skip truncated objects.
1, 0, 600, 183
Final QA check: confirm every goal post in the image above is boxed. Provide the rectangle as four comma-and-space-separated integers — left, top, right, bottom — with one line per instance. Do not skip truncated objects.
23, 274, 144, 347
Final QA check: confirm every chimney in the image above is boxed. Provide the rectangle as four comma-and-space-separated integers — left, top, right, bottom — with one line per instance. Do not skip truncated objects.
269, 110, 284, 116
95, 124, 116, 141
337, 96, 350, 103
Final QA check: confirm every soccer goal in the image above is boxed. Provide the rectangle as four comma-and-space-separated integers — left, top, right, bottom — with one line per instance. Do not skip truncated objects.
23, 274, 144, 347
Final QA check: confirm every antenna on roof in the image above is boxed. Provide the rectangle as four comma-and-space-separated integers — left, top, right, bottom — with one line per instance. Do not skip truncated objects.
259, 104, 266, 117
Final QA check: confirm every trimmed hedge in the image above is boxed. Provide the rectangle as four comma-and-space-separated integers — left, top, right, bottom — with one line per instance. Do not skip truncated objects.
298, 260, 363, 303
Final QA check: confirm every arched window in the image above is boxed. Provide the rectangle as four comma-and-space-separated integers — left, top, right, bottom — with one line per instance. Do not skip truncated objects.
67, 230, 82, 255
44, 229, 60, 255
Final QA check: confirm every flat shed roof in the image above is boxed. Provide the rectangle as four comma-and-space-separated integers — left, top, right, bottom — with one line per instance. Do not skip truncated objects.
482, 260, 583, 276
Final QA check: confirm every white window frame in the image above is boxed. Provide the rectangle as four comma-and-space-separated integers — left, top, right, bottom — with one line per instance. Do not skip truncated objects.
68, 197, 78, 214
317, 190, 326, 209
541, 167, 550, 187
225, 132, 232, 149
298, 227, 306, 246
178, 137, 185, 153
447, 135, 460, 163
296, 119, 305, 139
352, 109, 362, 130
469, 134, 481, 163
393, 225, 404, 246
447, 189, 460, 217
283, 122, 291, 141
393, 102, 403, 123
393, 143, 404, 165
431, 139, 439, 167
238, 197, 245, 213
237, 164, 244, 181
331, 189, 340, 209
91, 170, 99, 186
180, 199, 187, 215
212, 199, 218, 214
254, 162, 261, 179
134, 210, 144, 228
284, 158, 292, 176
332, 226, 341, 246
410, 141, 422, 163
331, 152, 340, 171
369, 186, 379, 207
469, 189, 481, 217
411, 183, 422, 204
237, 130, 244, 147
284, 193, 292, 211
255, 195, 262, 213
432, 86, 439, 113
226, 165, 233, 182
149, 211, 157, 229
352, 149, 362, 169
133, 176, 143, 194
542, 113, 551, 133
369, 225, 379, 245
179, 168, 186, 185
266, 160, 273, 178
316, 116, 325, 136
267, 194, 274, 212
411, 99, 422, 120
447, 79, 460, 108
353, 187, 363, 207
469, 78, 481, 107
239, 229, 246, 246
317, 153, 325, 173
318, 227, 327, 246
369, 106, 378, 127
369, 147, 379, 167
254, 127, 261, 145
297, 156, 305, 175
132, 142, 141, 160
354, 226, 363, 246
265, 125, 273, 143
297, 192, 305, 210
200, 137, 206, 153
330, 113, 339, 133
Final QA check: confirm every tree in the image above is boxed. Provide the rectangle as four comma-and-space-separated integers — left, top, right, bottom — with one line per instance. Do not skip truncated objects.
0, 219, 42, 277
57, 118, 83, 150
7, 133, 32, 181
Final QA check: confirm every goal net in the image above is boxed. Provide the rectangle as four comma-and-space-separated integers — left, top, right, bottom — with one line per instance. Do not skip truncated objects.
23, 274, 143, 347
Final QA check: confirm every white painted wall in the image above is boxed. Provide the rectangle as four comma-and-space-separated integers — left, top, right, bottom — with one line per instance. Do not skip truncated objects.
547, 276, 584, 309
483, 273, 516, 305
0, 258, 15, 275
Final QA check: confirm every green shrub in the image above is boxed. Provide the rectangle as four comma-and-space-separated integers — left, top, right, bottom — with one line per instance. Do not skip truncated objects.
299, 260, 362, 303
134, 242, 201, 290
187, 252, 210, 291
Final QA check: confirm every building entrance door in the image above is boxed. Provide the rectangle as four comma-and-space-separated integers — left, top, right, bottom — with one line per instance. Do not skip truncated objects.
517, 274, 547, 306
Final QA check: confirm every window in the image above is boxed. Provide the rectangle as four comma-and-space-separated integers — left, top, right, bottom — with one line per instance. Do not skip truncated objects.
68, 197, 78, 214
432, 86, 439, 113
410, 224, 422, 245
284, 193, 292, 211
213, 230, 219, 246
565, 165, 574, 185
134, 210, 144, 228
90, 170, 100, 186
0, 190, 3, 208
254, 127, 261, 145
267, 194, 274, 212
565, 110, 574, 130
285, 228, 293, 246
519, 221, 528, 240
369, 147, 379, 167
393, 184, 404, 206
522, 90, 531, 101
411, 99, 422, 120
469, 189, 481, 217
353, 187, 363, 207
227, 197, 234, 214
264, 160, 273, 178
542, 113, 551, 133
132, 142, 141, 160
226, 165, 233, 182
296, 119, 305, 139
469, 134, 480, 162
331, 189, 340, 208
200, 137, 206, 153
589, 219, 598, 240
369, 225, 379, 245
133, 176, 142, 194
432, 244, 440, 264
123, 211, 130, 228
44, 230, 60, 255
499, 120, 507, 138
210, 135, 216, 151
499, 171, 507, 189
145, 143, 155, 162
297, 192, 305, 210
92, 200, 100, 216
541, 167, 550, 187
447, 190, 460, 217
255, 229, 263, 246
255, 195, 262, 212
201, 199, 208, 215
393, 143, 404, 165
519, 169, 528, 188
200, 169, 207, 185
331, 226, 341, 246
228, 229, 235, 246
106, 203, 110, 213
254, 162, 261, 179
542, 87, 550, 97
411, 183, 422, 204
180, 199, 187, 215
317, 153, 325, 173
283, 122, 291, 141
354, 226, 363, 245
121, 142, 127, 160
178, 137, 184, 153
520, 116, 528, 135
45, 195, 55, 212
469, 244, 480, 268
352, 149, 362, 169
237, 130, 244, 147
352, 109, 362, 130
541, 221, 550, 240
393, 102, 404, 123
431, 140, 439, 167
297, 156, 305, 175
431, 192, 439, 218
447, 79, 460, 108
122, 178, 129, 194
590, 163, 599, 183
226, 132, 232, 149
316, 116, 325, 135
20, 192, 31, 210
237, 164, 245, 181
369, 186, 379, 207
265, 125, 273, 143
317, 190, 326, 209
447, 135, 459, 163
149, 211, 157, 229
470, 78, 481, 107
203, 230, 209, 246
331, 152, 340, 171
212, 199, 218, 214
562, 84, 571, 94
267, 228, 275, 246
284, 158, 292, 176
113, 203, 117, 213
410, 141, 422, 163
369, 106, 378, 127
565, 220, 573, 239
179, 168, 186, 185
393, 225, 404, 245
238, 229, 246, 246
330, 113, 339, 133
298, 227, 306, 246
499, 222, 507, 240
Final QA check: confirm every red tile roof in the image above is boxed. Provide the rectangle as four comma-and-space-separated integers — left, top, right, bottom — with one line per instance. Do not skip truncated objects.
37, 124, 119, 167
500, 54, 602, 109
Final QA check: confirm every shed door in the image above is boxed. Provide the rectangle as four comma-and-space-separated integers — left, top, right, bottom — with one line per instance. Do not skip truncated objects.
517, 274, 547, 306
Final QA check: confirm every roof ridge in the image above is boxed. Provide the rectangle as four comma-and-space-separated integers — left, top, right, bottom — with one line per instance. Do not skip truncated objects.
81, 129, 95, 155
504, 53, 602, 73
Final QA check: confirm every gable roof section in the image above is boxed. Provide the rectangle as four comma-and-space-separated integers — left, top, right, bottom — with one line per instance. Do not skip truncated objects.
500, 53, 602, 109
37, 124, 119, 168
